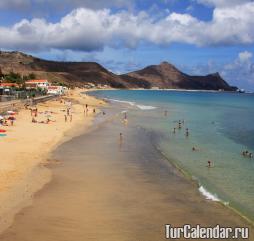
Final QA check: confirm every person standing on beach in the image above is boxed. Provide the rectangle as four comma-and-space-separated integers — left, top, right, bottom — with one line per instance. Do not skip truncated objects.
120, 133, 123, 142
84, 105, 86, 116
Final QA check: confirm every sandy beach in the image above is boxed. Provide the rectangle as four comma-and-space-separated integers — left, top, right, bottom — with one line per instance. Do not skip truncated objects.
0, 90, 253, 241
0, 89, 104, 233
0, 98, 252, 241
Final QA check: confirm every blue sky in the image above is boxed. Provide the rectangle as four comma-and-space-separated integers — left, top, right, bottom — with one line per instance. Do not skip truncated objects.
0, 0, 254, 90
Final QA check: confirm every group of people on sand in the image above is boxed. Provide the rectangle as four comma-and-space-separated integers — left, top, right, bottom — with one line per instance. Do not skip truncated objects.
29, 104, 56, 124
0, 117, 11, 126
83, 104, 97, 117
0, 111, 17, 127
65, 107, 73, 122
242, 150, 253, 158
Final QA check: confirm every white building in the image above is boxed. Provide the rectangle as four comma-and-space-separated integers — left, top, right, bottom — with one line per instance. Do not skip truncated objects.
47, 85, 65, 95
25, 79, 49, 89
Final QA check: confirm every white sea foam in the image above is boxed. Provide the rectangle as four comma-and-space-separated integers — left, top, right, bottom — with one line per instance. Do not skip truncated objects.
136, 105, 157, 110
108, 98, 136, 106
199, 186, 220, 202
108, 98, 157, 110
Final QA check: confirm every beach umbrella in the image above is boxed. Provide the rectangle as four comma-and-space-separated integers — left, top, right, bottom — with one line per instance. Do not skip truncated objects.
7, 110, 16, 114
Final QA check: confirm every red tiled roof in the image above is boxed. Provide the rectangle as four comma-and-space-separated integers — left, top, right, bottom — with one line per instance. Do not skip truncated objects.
0, 83, 19, 87
25, 79, 48, 84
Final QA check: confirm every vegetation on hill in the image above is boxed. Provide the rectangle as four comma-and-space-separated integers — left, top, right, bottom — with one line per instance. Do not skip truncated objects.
0, 71, 36, 85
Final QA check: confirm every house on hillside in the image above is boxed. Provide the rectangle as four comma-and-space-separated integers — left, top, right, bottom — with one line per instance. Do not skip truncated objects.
47, 85, 66, 95
25, 79, 49, 89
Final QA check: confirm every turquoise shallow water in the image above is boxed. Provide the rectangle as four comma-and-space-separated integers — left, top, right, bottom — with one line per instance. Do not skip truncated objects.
90, 90, 254, 222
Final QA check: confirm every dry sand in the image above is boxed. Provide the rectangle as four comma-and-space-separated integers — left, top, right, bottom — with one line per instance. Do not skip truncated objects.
0, 88, 104, 233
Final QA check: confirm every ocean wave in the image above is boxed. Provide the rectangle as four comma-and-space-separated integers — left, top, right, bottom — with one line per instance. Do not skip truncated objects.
198, 186, 220, 202
108, 98, 157, 110
108, 98, 136, 106
136, 105, 157, 110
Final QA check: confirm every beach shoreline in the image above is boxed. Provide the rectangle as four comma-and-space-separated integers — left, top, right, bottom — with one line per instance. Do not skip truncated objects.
0, 97, 253, 241
0, 89, 253, 240
0, 88, 105, 234
88, 90, 254, 227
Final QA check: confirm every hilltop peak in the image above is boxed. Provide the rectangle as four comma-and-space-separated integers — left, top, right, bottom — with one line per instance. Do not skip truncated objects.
0, 51, 236, 91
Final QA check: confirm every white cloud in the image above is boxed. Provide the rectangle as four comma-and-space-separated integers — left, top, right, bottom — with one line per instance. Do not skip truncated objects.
1, 2, 254, 51
222, 51, 254, 89
238, 51, 253, 62
182, 51, 254, 90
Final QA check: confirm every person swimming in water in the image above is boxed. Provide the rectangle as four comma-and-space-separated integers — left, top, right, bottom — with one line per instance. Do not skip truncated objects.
242, 150, 249, 157
178, 120, 182, 129
207, 160, 212, 168
185, 128, 189, 137
173, 128, 176, 134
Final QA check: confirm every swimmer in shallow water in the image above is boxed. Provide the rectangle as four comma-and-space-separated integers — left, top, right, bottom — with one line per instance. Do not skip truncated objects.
185, 128, 189, 137
178, 121, 182, 129
207, 160, 212, 167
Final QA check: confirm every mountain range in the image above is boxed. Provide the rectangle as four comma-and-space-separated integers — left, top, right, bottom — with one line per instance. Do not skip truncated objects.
0, 51, 236, 91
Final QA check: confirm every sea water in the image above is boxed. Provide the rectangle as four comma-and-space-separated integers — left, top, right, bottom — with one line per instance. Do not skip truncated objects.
90, 90, 254, 222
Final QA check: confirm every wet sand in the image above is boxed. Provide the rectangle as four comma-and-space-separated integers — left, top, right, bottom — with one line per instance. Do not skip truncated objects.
0, 105, 253, 241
